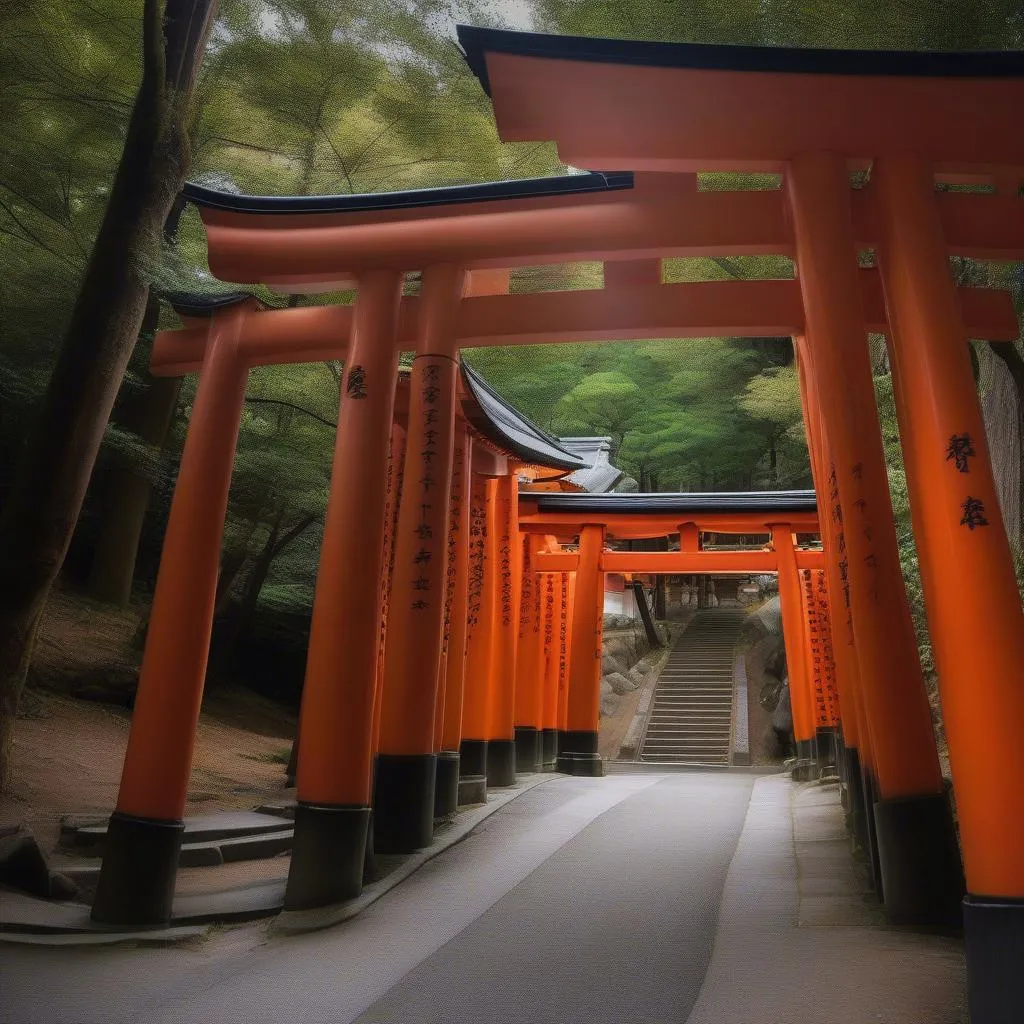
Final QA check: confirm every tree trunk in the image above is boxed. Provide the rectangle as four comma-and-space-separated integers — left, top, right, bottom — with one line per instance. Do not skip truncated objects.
0, 0, 217, 792
211, 512, 316, 681
86, 196, 188, 606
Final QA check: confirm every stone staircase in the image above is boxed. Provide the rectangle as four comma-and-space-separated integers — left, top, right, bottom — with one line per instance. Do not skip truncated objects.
639, 608, 745, 765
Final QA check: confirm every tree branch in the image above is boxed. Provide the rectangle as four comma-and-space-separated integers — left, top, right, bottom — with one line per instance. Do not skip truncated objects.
244, 395, 337, 430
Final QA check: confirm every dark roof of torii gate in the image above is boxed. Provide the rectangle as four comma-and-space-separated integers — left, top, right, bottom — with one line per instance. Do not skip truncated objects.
456, 25, 1024, 99
163, 291, 586, 473
524, 490, 817, 513
181, 170, 633, 215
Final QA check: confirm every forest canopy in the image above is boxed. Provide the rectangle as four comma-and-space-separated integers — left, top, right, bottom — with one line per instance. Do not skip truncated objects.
2, 0, 1021, 704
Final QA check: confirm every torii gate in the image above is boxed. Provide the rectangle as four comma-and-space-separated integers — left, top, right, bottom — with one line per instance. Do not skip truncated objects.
518, 489, 840, 782
90, 26, 1024, 1022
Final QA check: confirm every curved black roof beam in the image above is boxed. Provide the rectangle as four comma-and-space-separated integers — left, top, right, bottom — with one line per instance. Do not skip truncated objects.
523, 491, 818, 514
164, 291, 258, 317
460, 361, 587, 473
456, 25, 1024, 98
181, 170, 633, 216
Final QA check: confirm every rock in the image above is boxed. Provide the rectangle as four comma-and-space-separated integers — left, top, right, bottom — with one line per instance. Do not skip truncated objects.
605, 671, 637, 696
601, 653, 628, 676
628, 664, 648, 686
0, 825, 80, 901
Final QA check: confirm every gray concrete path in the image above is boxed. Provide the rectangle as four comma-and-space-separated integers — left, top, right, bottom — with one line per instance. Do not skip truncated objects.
0, 772, 967, 1024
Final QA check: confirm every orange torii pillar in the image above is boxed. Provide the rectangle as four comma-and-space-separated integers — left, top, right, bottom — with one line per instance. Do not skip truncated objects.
514, 534, 545, 772
434, 431, 472, 817
788, 151, 963, 926
770, 525, 818, 779
557, 571, 575, 740
799, 567, 838, 772
540, 559, 560, 770
371, 420, 407, 758
557, 525, 605, 776
374, 263, 465, 853
795, 338, 871, 851
873, 155, 1024, 1004
92, 301, 255, 926
486, 472, 521, 786
284, 270, 403, 909
459, 474, 497, 802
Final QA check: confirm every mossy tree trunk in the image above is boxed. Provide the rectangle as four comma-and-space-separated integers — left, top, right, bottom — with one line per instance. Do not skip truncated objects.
0, 0, 218, 792
86, 196, 189, 607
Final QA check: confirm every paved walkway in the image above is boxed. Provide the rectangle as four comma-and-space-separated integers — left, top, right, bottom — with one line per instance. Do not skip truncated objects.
0, 773, 966, 1023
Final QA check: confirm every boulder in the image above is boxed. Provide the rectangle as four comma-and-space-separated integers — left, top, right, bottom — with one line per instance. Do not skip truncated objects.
601, 653, 628, 677
628, 664, 649, 686
599, 679, 619, 718
606, 672, 637, 696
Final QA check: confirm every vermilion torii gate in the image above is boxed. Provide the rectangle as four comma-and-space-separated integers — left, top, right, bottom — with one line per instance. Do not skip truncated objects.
519, 489, 841, 780
90, 25, 1024, 1023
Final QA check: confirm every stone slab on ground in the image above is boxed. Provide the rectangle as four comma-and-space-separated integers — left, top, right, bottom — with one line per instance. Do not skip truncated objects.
65, 811, 295, 850
685, 774, 967, 1023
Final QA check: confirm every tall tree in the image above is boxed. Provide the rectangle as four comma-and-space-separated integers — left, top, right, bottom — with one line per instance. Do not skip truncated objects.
0, 0, 218, 790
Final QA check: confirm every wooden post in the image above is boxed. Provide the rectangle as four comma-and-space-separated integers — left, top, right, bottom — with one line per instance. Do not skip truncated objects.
436, 432, 472, 815
485, 472, 521, 786
788, 151, 962, 926
770, 525, 817, 778
514, 534, 545, 772
459, 475, 496, 800
874, 153, 1024, 1006
92, 301, 254, 926
375, 263, 465, 853
282, 269, 402, 911
557, 525, 605, 776
540, 566, 560, 769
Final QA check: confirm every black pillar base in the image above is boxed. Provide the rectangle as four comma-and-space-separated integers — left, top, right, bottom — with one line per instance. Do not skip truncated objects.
964, 894, 1024, 1024
458, 739, 487, 805
873, 791, 965, 928
796, 738, 816, 762
815, 727, 837, 774
541, 728, 558, 770
844, 747, 868, 848
284, 803, 370, 911
514, 726, 541, 773
434, 750, 460, 818
556, 730, 604, 777
90, 812, 184, 926
486, 739, 517, 788
863, 768, 884, 901
373, 753, 437, 854
459, 739, 487, 778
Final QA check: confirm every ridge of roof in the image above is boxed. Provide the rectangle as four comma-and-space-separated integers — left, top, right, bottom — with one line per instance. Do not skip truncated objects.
460, 362, 587, 472
456, 24, 1024, 98
181, 171, 634, 216
522, 490, 818, 512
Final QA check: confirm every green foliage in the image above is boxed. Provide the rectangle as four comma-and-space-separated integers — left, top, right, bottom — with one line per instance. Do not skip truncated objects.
4, 0, 1022, 706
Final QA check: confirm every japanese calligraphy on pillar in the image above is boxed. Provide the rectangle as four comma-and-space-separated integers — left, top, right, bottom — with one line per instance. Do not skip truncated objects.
945, 431, 990, 528
466, 481, 487, 634
499, 491, 513, 627
410, 360, 443, 611
828, 462, 853, 633
519, 537, 533, 642
441, 441, 464, 655
558, 572, 569, 701
814, 569, 840, 726
378, 427, 405, 669
801, 569, 828, 729
543, 573, 555, 667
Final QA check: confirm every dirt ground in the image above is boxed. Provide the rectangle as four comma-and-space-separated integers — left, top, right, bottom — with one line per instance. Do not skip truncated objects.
3, 585, 298, 855
2, 691, 297, 854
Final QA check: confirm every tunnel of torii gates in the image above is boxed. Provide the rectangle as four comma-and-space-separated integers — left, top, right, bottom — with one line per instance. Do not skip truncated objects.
88, 24, 1024, 1021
